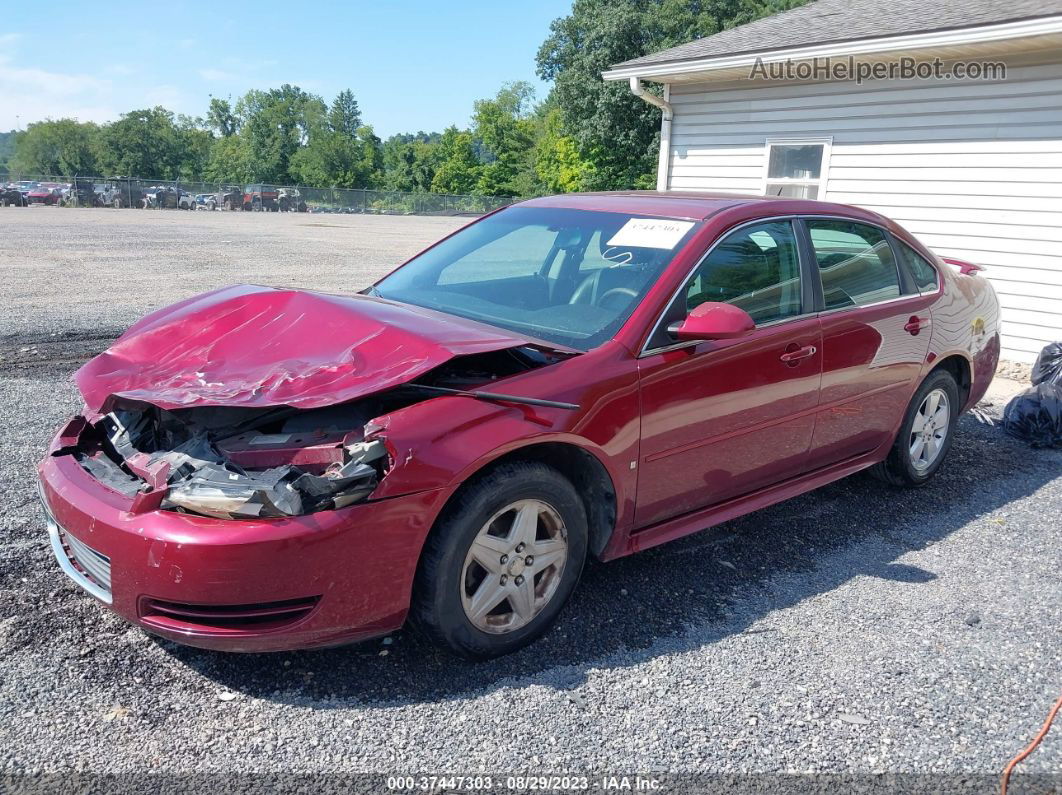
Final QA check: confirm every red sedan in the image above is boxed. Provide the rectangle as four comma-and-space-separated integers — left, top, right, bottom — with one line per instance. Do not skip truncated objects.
27, 186, 63, 205
38, 192, 1000, 658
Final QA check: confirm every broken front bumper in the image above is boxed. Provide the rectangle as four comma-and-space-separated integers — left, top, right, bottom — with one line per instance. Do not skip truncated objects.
38, 422, 447, 652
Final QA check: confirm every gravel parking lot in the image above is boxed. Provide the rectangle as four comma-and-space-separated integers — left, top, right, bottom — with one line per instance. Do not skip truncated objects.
1, 209, 1059, 790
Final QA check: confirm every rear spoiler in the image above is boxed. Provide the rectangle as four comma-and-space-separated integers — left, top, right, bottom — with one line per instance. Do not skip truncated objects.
941, 257, 986, 276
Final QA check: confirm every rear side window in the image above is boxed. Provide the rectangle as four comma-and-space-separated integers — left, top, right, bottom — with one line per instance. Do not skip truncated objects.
685, 220, 803, 324
807, 220, 900, 310
896, 240, 940, 294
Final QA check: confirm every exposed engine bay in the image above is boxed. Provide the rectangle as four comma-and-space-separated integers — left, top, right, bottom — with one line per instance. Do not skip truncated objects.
56, 346, 562, 520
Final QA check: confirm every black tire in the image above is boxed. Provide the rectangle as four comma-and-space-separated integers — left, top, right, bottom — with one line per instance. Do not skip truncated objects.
410, 461, 587, 659
870, 368, 960, 487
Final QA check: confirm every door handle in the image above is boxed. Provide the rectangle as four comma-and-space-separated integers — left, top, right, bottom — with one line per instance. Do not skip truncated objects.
779, 345, 817, 363
904, 316, 930, 335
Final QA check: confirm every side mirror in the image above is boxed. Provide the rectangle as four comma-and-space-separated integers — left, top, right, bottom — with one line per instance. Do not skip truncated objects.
669, 301, 755, 341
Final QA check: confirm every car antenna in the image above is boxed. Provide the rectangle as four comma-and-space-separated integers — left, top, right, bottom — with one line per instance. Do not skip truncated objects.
411, 385, 579, 411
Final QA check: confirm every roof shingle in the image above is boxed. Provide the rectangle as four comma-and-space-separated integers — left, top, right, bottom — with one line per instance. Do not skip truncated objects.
613, 0, 1062, 69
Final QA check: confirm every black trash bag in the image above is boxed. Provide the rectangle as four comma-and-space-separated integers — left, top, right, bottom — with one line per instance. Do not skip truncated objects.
1002, 383, 1062, 448
1031, 342, 1062, 386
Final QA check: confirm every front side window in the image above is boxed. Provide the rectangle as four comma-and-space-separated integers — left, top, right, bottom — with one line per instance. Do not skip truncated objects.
895, 240, 940, 294
807, 220, 900, 310
764, 139, 829, 199
375, 206, 699, 350
684, 220, 803, 325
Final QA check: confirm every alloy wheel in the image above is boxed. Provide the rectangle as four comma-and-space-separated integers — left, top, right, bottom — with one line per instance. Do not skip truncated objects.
909, 388, 950, 471
460, 499, 568, 634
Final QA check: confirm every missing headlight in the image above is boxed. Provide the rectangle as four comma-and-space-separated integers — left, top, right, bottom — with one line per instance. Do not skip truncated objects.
63, 402, 388, 520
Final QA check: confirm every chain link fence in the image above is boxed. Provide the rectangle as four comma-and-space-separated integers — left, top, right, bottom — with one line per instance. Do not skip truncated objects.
1, 173, 518, 216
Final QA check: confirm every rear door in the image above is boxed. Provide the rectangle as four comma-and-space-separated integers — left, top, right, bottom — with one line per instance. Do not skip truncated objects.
801, 218, 934, 468
635, 219, 822, 527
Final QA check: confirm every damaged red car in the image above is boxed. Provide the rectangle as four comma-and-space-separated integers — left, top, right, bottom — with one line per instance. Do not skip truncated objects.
38, 192, 1000, 658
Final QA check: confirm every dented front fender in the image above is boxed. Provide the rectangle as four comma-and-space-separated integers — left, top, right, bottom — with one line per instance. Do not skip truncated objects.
368, 343, 642, 534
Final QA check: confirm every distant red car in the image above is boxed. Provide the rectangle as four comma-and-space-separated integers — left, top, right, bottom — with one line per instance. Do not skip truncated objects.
27, 186, 62, 205
38, 193, 1000, 658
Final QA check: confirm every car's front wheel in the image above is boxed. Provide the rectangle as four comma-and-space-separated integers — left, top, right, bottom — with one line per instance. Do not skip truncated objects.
871, 369, 959, 487
411, 461, 587, 659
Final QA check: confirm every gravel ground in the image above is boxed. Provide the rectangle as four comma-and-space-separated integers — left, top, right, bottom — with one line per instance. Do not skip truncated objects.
0, 208, 1059, 791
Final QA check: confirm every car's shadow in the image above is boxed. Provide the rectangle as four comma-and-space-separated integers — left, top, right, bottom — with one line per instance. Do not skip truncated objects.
160, 414, 1060, 706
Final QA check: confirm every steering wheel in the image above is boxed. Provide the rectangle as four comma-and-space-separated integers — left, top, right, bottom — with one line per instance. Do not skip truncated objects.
597, 287, 637, 310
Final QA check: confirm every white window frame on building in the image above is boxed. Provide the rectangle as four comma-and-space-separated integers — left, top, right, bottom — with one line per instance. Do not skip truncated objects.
762, 137, 832, 200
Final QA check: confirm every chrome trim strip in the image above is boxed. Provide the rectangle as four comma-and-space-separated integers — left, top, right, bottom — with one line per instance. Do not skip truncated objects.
817, 292, 926, 317
40, 484, 113, 604
65, 531, 111, 588
639, 212, 916, 357
47, 521, 113, 605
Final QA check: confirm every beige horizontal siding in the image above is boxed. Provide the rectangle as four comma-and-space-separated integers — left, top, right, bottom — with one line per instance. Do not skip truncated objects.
666, 56, 1062, 364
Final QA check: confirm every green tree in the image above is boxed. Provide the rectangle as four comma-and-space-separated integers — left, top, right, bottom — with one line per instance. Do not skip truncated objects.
290, 90, 381, 189
175, 115, 215, 179
329, 90, 362, 138
206, 98, 238, 137
10, 119, 100, 176
533, 107, 587, 194
235, 85, 326, 183
357, 125, 384, 187
381, 132, 445, 192
96, 107, 184, 177
472, 82, 537, 196
204, 134, 249, 183
537, 0, 805, 189
0, 130, 17, 173
431, 126, 481, 194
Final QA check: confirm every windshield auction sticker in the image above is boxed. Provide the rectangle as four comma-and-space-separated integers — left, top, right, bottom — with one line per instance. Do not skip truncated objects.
607, 218, 695, 250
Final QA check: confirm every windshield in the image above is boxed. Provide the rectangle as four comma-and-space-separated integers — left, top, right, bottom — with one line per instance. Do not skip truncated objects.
374, 206, 699, 350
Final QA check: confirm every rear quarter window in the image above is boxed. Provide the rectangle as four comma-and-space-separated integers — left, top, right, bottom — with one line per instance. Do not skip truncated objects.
896, 240, 940, 294
807, 220, 901, 310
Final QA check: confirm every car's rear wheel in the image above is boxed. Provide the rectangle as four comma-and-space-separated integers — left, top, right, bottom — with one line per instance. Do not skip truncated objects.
411, 461, 587, 659
870, 369, 959, 487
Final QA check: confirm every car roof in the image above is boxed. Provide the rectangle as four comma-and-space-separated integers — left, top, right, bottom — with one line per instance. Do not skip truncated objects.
516, 191, 882, 223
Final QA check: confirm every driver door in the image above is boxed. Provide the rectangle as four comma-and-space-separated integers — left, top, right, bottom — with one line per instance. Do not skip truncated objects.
635, 220, 823, 527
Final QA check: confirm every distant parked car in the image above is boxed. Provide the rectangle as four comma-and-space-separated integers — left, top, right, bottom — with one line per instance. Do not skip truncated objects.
208, 186, 243, 211
27, 186, 63, 205
243, 184, 279, 211
194, 193, 212, 209
63, 177, 102, 208
0, 185, 26, 206
143, 186, 179, 209
177, 191, 196, 210
14, 180, 38, 200
98, 178, 145, 209
278, 189, 308, 212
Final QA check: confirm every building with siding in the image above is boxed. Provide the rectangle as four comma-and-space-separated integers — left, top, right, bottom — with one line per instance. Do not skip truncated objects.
604, 0, 1062, 363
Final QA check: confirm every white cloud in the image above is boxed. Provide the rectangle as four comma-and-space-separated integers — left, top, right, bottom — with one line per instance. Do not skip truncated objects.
144, 84, 186, 108
198, 68, 238, 82
0, 53, 117, 128
178, 38, 197, 49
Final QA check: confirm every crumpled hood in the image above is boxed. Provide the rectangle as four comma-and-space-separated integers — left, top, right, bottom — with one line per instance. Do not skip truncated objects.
75, 284, 533, 411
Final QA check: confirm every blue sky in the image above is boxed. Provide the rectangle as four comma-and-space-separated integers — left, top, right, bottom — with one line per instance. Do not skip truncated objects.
0, 0, 573, 136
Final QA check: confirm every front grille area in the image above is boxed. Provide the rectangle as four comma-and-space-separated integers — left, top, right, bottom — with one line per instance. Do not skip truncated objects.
61, 529, 113, 592
139, 596, 320, 635
41, 485, 113, 604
